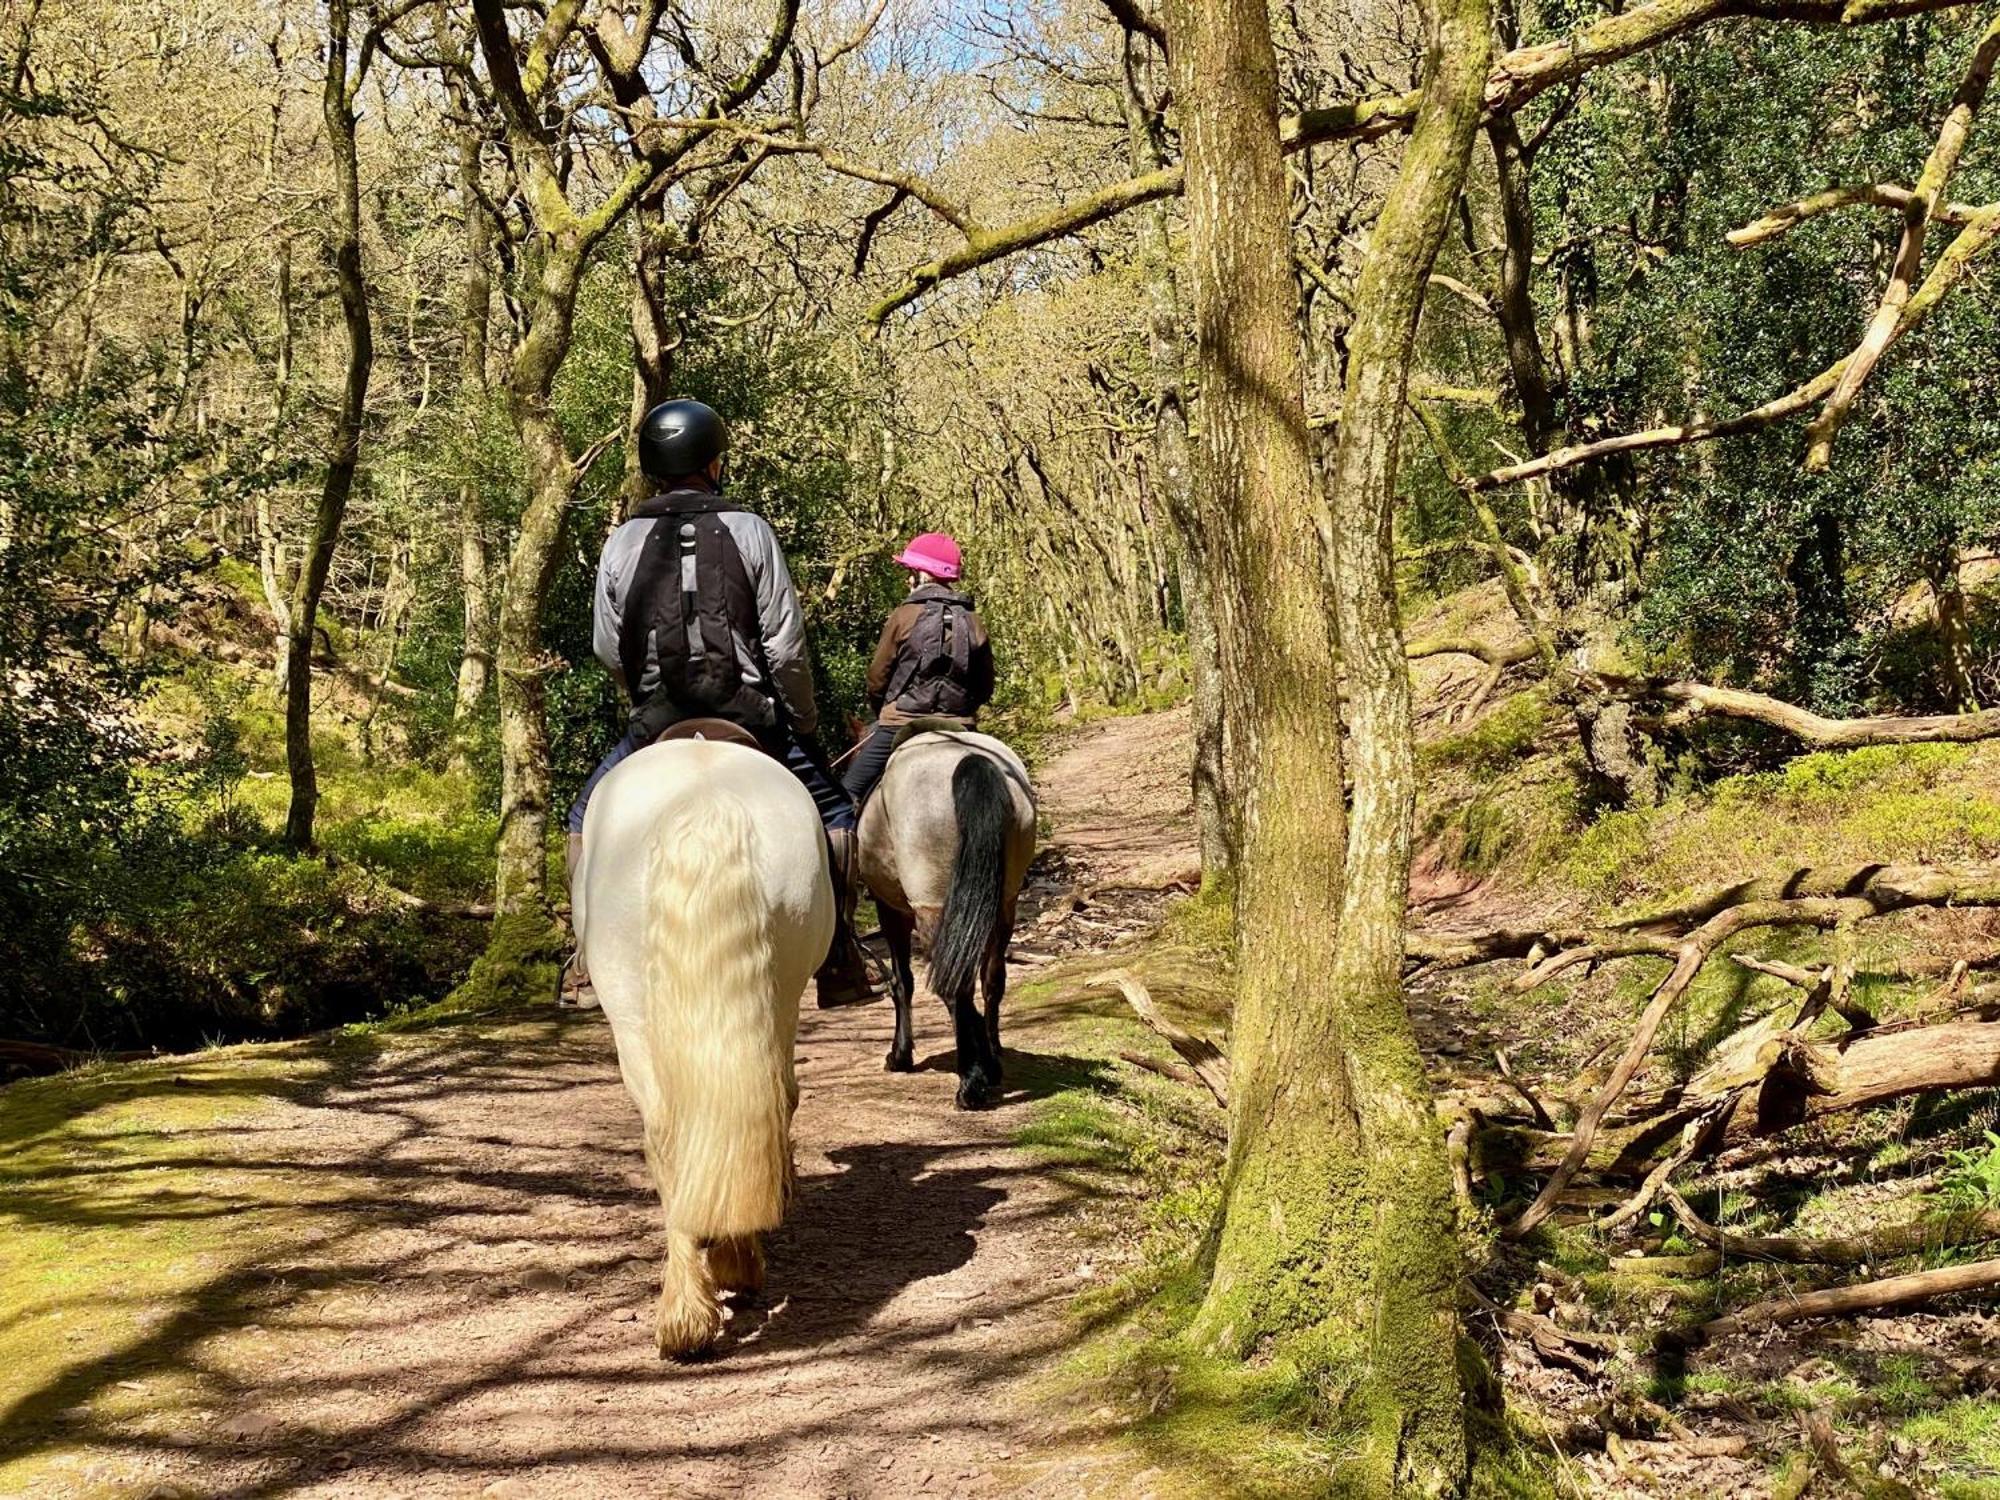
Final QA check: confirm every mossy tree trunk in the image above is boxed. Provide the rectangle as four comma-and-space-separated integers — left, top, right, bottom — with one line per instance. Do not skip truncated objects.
1322, 0, 1493, 1484
1164, 0, 1489, 1489
449, 95, 495, 773
1117, 30, 1235, 882
469, 0, 797, 921
283, 0, 373, 851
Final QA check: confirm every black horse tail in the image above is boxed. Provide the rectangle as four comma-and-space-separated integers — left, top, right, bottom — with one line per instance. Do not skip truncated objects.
929, 754, 1009, 1002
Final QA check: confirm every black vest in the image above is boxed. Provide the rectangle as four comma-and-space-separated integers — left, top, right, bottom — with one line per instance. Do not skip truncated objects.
885, 588, 977, 716
619, 489, 777, 736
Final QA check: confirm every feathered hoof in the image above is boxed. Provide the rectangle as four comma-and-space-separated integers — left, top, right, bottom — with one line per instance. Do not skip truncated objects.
655, 1291, 723, 1360
954, 1073, 997, 1110
707, 1235, 765, 1298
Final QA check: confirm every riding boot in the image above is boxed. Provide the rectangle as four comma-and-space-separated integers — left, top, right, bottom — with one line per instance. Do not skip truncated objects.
560, 832, 593, 1004
815, 827, 880, 1008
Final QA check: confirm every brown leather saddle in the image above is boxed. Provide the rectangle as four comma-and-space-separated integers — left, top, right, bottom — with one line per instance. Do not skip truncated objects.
653, 717, 773, 756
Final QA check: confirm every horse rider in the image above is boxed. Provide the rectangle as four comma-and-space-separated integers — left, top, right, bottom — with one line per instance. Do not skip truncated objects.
566, 398, 877, 1005
842, 532, 995, 808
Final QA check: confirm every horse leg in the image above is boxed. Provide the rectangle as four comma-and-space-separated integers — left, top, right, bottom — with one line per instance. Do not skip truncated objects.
882, 904, 918, 1073
656, 1229, 723, 1359
981, 920, 1011, 1083
707, 1233, 765, 1300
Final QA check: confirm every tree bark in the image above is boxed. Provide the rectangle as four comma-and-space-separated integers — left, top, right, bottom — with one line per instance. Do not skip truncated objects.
284, 0, 373, 851
450, 101, 495, 771
1164, 0, 1482, 1486
1321, 0, 1492, 1480
1120, 38, 1234, 881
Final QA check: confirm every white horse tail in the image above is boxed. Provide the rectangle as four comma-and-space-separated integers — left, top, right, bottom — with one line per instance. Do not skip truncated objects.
641, 789, 790, 1239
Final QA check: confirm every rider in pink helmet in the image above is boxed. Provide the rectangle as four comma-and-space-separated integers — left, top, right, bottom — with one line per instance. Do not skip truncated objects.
843, 532, 994, 805
893, 532, 962, 580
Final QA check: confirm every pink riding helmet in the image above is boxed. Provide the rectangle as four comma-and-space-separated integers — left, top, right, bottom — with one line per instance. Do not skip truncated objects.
894, 531, 962, 581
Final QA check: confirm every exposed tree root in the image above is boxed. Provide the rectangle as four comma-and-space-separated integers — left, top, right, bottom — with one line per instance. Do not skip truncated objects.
1088, 968, 1230, 1106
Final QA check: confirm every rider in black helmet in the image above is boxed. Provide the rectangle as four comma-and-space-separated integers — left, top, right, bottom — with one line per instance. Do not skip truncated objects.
565, 398, 877, 1005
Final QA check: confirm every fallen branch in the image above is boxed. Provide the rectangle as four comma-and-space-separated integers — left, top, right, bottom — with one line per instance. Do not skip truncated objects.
1694, 1254, 2000, 1343
1483, 1017, 2000, 1173
1598, 675, 2000, 748
1088, 968, 1230, 1107
1661, 1185, 2000, 1266
1468, 1284, 1618, 1374
1116, 1048, 1204, 1090
1406, 635, 1540, 668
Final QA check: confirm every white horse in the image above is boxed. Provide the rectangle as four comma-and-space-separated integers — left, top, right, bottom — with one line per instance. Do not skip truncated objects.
857, 729, 1036, 1108
573, 738, 833, 1357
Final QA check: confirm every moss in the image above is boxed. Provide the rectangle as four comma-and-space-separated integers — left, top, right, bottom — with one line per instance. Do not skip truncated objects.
436, 908, 568, 1017
1421, 689, 1551, 777
1163, 878, 1237, 958
0, 1047, 346, 1495
1562, 806, 1657, 902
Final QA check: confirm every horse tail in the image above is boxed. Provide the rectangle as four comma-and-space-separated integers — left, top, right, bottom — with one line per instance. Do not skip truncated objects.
929, 754, 1010, 1001
641, 789, 790, 1239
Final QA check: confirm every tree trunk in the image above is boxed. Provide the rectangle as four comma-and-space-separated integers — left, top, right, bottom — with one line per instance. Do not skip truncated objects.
449, 111, 495, 771
490, 242, 584, 916
622, 187, 678, 511
1163, 0, 1366, 1453
1166, 0, 1488, 1488
1122, 41, 1235, 881
284, 2, 372, 852
1321, 0, 1493, 1485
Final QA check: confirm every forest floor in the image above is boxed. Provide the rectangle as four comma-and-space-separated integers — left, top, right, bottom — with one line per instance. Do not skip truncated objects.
19, 656, 2000, 1499
0, 708, 1201, 1500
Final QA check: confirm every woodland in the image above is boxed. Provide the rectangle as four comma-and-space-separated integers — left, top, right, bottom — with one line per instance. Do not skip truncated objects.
9, 0, 2000, 1493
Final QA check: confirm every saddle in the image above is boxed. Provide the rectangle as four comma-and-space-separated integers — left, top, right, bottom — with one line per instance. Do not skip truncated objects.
654, 717, 772, 755
890, 713, 974, 750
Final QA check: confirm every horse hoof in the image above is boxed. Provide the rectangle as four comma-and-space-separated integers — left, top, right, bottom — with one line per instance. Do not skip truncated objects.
955, 1080, 995, 1110
885, 1050, 914, 1073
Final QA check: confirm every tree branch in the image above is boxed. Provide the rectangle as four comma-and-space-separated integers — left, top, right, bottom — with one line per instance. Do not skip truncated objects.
857, 0, 1986, 324
1803, 14, 2000, 470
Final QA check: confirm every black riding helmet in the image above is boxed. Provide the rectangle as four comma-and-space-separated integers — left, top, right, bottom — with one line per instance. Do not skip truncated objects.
638, 399, 727, 481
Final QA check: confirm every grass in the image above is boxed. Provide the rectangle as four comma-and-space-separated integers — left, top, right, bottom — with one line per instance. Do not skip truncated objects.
0, 1046, 345, 1495
1007, 913, 1569, 1497
0, 1004, 557, 1497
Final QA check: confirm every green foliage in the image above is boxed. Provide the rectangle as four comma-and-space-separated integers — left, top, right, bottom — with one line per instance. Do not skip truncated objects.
1940, 1132, 2000, 1211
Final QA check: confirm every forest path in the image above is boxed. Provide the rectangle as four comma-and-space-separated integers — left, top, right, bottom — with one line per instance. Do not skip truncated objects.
10, 710, 1196, 1500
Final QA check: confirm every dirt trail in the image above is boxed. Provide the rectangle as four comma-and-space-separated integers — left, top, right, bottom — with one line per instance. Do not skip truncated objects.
9, 712, 1196, 1500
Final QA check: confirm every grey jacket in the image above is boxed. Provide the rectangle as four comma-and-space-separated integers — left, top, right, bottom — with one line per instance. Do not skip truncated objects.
591, 506, 818, 736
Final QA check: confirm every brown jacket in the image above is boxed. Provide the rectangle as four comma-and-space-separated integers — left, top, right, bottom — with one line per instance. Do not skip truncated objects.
865, 586, 995, 724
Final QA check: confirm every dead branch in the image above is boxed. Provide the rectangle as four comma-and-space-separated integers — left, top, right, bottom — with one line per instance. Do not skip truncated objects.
1597, 1106, 1730, 1232
1406, 635, 1541, 668
1116, 1048, 1203, 1089
1505, 895, 1880, 1238
1483, 1017, 2000, 1174
1597, 674, 2000, 747
1693, 1255, 2000, 1343
1088, 968, 1230, 1106
1496, 1046, 1556, 1130
1726, 182, 1985, 246
1467, 1284, 1618, 1374
1607, 1248, 1721, 1277
1661, 1185, 2000, 1266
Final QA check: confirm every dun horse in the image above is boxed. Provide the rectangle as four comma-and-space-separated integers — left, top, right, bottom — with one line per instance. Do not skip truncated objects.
857, 729, 1036, 1108
573, 737, 833, 1357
